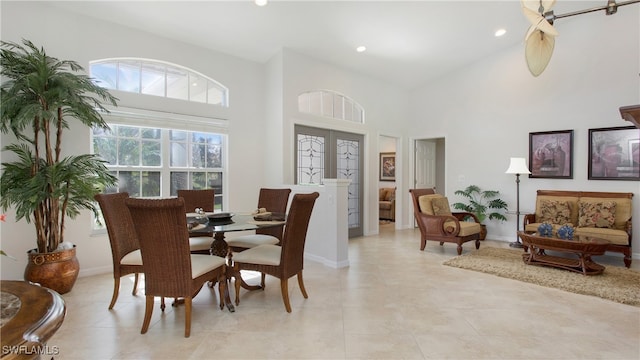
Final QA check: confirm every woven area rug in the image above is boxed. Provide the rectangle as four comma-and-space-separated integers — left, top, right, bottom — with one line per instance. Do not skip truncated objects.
443, 247, 640, 307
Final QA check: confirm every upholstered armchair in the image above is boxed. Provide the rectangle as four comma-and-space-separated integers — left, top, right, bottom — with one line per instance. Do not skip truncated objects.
379, 187, 396, 221
409, 188, 481, 255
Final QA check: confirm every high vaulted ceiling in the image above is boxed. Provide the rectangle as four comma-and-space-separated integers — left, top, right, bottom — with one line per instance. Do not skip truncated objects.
50, 1, 611, 89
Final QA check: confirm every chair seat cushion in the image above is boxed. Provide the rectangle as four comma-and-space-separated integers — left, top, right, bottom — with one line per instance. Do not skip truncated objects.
443, 221, 481, 237
232, 244, 281, 266
190, 255, 226, 278
121, 249, 143, 265
226, 234, 279, 249
379, 201, 393, 210
189, 237, 212, 252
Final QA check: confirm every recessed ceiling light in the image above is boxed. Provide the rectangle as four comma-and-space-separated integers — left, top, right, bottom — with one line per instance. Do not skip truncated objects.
495, 28, 507, 37
255, 0, 268, 6
356, 46, 367, 53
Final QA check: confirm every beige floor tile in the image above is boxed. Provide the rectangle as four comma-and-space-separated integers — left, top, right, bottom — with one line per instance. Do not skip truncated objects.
43, 226, 639, 359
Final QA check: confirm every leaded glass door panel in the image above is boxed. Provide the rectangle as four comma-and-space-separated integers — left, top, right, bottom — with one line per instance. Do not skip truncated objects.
295, 125, 363, 237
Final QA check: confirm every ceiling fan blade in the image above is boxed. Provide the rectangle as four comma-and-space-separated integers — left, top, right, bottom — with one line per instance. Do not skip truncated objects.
536, 17, 559, 36
523, 5, 559, 37
523, 6, 543, 25
525, 29, 555, 76
525, 24, 537, 41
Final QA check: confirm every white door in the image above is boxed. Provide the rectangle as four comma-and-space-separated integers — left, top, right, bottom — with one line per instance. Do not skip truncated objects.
414, 139, 436, 190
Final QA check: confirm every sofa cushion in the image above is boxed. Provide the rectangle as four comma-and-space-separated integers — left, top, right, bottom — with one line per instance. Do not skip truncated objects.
379, 188, 388, 201
379, 201, 393, 210
431, 197, 452, 216
574, 227, 629, 246
580, 197, 631, 230
539, 200, 572, 225
418, 194, 445, 216
536, 195, 579, 225
578, 201, 616, 228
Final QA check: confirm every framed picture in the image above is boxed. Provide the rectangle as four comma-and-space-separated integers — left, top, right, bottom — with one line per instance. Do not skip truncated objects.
380, 152, 396, 181
588, 126, 640, 180
529, 130, 573, 179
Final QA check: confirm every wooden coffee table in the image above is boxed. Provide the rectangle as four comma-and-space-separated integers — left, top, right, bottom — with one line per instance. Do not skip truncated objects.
517, 231, 610, 275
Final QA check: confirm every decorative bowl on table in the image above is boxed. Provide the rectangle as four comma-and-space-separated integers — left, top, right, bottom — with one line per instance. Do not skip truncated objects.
207, 212, 234, 223
537, 222, 554, 237
557, 224, 574, 240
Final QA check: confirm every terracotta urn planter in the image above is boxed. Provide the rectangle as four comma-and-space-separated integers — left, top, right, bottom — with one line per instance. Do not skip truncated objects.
24, 245, 79, 294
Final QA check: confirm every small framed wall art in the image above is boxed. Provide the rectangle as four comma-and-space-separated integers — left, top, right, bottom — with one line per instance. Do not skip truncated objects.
379, 152, 396, 181
529, 130, 573, 179
588, 126, 640, 180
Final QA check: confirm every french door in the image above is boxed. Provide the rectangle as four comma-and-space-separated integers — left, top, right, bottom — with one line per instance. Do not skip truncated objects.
295, 125, 363, 237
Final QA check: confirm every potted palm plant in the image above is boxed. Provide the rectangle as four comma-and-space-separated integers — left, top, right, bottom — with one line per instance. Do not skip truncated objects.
451, 185, 508, 240
0, 40, 117, 294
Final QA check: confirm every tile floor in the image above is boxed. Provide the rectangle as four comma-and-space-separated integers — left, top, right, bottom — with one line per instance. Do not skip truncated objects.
49, 224, 640, 359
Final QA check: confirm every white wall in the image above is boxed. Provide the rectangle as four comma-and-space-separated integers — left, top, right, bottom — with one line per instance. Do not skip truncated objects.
407, 8, 640, 259
0, 2, 269, 279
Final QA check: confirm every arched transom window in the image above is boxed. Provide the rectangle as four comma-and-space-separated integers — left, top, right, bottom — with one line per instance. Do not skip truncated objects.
298, 90, 364, 123
90, 58, 228, 107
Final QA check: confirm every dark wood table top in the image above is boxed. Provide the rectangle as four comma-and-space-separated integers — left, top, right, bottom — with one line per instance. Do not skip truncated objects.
1, 280, 66, 359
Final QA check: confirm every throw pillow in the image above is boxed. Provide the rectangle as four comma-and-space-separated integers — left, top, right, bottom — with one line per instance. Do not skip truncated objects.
538, 200, 571, 225
431, 197, 452, 216
379, 188, 387, 201
578, 201, 617, 228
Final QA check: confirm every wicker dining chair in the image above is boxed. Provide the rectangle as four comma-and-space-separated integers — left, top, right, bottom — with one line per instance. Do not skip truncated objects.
177, 189, 216, 254
125, 197, 227, 338
94, 192, 143, 310
232, 192, 319, 313
227, 188, 291, 251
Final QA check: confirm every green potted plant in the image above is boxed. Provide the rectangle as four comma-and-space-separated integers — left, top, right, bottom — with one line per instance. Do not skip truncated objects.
0, 40, 117, 294
452, 185, 508, 240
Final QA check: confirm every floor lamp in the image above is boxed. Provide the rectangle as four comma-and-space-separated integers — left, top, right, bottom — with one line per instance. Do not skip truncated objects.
505, 157, 531, 248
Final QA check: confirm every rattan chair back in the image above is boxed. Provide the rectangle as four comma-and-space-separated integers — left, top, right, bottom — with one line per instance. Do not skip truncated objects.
177, 189, 215, 213
94, 192, 143, 309
255, 188, 291, 241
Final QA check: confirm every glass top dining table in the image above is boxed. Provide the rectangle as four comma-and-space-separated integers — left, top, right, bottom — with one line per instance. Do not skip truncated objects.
187, 213, 284, 245
186, 212, 285, 312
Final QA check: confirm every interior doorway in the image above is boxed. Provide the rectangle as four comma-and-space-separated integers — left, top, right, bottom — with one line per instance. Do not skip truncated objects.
414, 137, 445, 194
378, 135, 398, 230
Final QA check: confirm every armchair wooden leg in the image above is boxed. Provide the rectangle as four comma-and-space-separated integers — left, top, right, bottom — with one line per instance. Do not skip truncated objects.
109, 277, 120, 310
141, 295, 154, 334
475, 240, 480, 249
456, 244, 463, 255
281, 279, 291, 313
420, 238, 426, 251
261, 273, 266, 288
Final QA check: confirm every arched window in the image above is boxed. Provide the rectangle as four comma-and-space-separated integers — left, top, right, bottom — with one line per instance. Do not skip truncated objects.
90, 58, 228, 107
297, 90, 364, 123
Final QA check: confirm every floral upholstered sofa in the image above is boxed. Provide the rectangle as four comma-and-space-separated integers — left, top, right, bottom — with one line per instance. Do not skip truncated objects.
523, 190, 634, 267
379, 187, 396, 221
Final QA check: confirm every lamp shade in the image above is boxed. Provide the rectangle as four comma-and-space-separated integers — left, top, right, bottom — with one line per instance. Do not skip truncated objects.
505, 157, 531, 174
